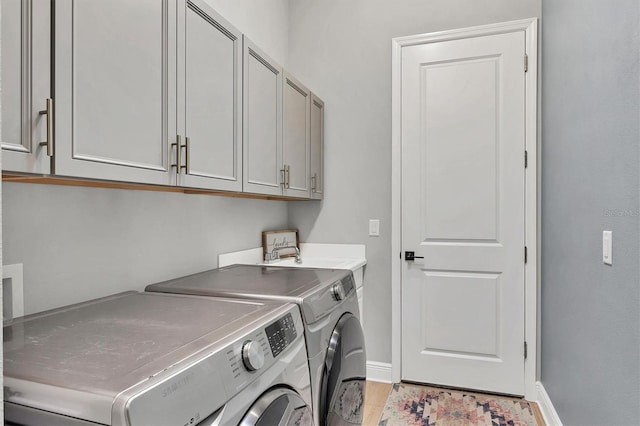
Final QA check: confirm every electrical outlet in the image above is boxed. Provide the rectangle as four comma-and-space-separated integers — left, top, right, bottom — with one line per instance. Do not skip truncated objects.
369, 219, 380, 237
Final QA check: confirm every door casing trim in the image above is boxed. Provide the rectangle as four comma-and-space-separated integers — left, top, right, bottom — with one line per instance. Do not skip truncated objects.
391, 18, 539, 400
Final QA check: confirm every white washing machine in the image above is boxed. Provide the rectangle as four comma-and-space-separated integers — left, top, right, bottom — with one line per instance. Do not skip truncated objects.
146, 265, 367, 426
3, 291, 313, 426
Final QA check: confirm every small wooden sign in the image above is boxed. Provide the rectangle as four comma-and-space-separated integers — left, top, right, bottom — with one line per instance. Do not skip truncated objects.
262, 229, 300, 258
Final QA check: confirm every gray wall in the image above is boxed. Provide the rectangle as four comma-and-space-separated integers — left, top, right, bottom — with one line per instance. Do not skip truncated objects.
204, 0, 289, 66
2, 183, 288, 314
1, 0, 290, 315
286, 0, 541, 364
541, 0, 640, 424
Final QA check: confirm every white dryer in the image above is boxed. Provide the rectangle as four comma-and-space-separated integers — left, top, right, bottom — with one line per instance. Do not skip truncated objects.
146, 265, 367, 426
3, 291, 313, 426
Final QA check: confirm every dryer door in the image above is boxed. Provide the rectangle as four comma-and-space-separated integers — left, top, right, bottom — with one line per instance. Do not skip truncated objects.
320, 313, 367, 425
240, 388, 313, 426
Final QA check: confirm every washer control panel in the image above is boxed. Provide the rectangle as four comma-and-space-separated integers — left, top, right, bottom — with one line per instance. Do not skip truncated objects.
265, 313, 297, 358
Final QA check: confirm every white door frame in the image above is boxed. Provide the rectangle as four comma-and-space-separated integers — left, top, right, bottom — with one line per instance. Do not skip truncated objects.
391, 18, 539, 400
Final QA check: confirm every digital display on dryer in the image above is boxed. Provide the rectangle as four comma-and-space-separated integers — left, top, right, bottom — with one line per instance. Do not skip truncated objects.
265, 313, 297, 358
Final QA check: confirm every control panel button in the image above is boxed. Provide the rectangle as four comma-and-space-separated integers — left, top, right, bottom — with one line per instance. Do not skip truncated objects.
242, 341, 265, 372
332, 282, 345, 301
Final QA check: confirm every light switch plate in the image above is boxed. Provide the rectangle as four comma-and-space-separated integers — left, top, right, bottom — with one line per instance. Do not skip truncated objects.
603, 231, 612, 265
369, 219, 380, 237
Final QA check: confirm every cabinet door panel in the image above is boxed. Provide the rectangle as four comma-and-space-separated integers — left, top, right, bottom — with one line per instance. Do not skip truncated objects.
54, 0, 175, 184
1, 0, 51, 174
243, 38, 283, 196
282, 72, 310, 198
310, 94, 324, 200
179, 0, 242, 191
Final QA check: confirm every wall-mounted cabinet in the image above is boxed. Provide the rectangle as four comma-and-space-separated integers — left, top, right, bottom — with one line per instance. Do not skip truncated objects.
242, 38, 284, 197
2, 0, 324, 201
54, 0, 176, 185
1, 0, 51, 174
177, 0, 243, 191
310, 93, 324, 200
282, 72, 311, 199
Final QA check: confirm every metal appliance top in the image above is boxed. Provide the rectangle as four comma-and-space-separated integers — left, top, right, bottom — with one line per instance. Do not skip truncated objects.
146, 264, 352, 302
3, 291, 294, 425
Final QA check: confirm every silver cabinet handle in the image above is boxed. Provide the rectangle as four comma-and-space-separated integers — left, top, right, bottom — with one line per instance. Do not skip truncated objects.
38, 98, 54, 157
182, 137, 190, 174
311, 173, 317, 192
285, 165, 290, 189
281, 166, 287, 187
171, 135, 181, 173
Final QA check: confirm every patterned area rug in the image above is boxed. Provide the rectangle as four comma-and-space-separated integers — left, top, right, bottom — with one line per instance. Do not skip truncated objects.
379, 384, 538, 426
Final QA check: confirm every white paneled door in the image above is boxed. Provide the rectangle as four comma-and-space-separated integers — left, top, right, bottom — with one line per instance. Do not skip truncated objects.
401, 30, 526, 395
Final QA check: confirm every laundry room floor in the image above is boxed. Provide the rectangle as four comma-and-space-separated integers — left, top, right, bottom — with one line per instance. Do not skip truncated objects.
363, 381, 546, 426
363, 381, 394, 425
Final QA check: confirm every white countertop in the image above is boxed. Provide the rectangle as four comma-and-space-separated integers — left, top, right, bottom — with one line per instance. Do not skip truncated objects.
219, 243, 367, 272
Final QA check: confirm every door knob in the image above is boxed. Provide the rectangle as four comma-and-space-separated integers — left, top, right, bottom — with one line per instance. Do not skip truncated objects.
404, 251, 424, 261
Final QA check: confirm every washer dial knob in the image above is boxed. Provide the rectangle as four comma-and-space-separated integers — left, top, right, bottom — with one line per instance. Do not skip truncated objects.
242, 341, 265, 371
332, 282, 345, 301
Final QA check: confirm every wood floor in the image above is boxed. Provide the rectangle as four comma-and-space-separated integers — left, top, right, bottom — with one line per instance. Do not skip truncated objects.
362, 381, 547, 425
363, 381, 393, 425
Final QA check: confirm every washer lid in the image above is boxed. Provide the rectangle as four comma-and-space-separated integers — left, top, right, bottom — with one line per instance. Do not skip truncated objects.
146, 264, 352, 302
3, 291, 290, 425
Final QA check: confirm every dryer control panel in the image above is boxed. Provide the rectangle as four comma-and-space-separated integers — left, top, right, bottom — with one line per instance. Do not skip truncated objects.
265, 312, 298, 357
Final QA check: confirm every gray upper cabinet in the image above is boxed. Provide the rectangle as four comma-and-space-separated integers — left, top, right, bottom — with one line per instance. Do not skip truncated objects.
1, 0, 51, 174
282, 72, 311, 199
242, 38, 284, 197
53, 0, 176, 185
3, 1, 324, 199
177, 0, 243, 191
310, 93, 324, 200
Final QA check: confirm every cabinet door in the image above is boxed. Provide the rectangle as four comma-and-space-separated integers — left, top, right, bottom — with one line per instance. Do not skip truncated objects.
1, 0, 51, 174
282, 72, 311, 199
54, 0, 176, 185
177, 0, 242, 191
243, 38, 283, 196
310, 93, 324, 200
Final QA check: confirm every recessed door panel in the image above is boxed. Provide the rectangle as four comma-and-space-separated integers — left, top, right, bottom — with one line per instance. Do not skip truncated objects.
420, 271, 500, 357
422, 58, 499, 241
74, 0, 163, 166
1, 0, 23, 150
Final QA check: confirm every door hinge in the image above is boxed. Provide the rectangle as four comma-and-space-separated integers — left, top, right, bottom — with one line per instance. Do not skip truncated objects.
524, 246, 528, 263
524, 54, 529, 72
524, 341, 528, 359
524, 150, 528, 168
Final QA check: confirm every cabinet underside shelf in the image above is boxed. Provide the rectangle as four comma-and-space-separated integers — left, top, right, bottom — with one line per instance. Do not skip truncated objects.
1, 173, 317, 202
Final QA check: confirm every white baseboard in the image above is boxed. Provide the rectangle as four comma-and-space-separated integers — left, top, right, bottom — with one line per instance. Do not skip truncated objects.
536, 382, 563, 426
366, 361, 393, 383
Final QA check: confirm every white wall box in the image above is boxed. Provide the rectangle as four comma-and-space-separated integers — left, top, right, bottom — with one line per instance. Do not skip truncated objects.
242, 37, 284, 197
54, 0, 177, 185
282, 71, 311, 199
309, 93, 324, 200
1, 0, 51, 174
177, 0, 243, 191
